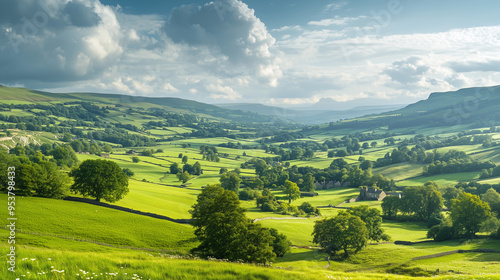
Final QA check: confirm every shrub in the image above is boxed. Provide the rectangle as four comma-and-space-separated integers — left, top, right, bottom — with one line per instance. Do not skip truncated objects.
299, 202, 315, 214
261, 202, 275, 212
239, 188, 256, 200
427, 225, 454, 241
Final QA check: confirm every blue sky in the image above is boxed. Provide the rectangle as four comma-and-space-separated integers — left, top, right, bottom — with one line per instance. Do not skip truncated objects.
1, 0, 500, 107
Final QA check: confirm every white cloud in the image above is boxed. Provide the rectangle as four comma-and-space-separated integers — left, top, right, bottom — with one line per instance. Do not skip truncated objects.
0, 0, 123, 83
324, 2, 348, 12
308, 16, 363, 27
206, 83, 242, 100
162, 0, 282, 87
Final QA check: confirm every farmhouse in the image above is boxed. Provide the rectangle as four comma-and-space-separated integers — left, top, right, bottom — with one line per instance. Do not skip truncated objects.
358, 187, 386, 201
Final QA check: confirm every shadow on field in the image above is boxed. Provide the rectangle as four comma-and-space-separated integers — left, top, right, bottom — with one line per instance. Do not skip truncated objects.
64, 196, 193, 224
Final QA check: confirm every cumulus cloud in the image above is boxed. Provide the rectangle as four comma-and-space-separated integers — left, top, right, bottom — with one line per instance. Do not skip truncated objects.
206, 82, 241, 100
383, 56, 430, 84
162, 0, 282, 87
0, 0, 122, 83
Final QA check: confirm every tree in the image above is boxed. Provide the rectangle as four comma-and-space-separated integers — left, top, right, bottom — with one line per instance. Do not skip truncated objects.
190, 184, 276, 263
182, 155, 188, 164
359, 160, 373, 171
219, 167, 228, 174
192, 162, 202, 175
70, 159, 129, 202
384, 137, 396, 145
282, 180, 300, 204
400, 183, 443, 221
132, 156, 140, 163
177, 171, 191, 183
220, 172, 241, 194
481, 188, 500, 214
122, 168, 134, 177
362, 142, 370, 149
327, 151, 335, 158
269, 228, 291, 257
370, 141, 377, 147
381, 195, 400, 218
302, 173, 315, 192
313, 211, 368, 258
170, 162, 180, 174
50, 145, 79, 167
348, 205, 388, 242
451, 192, 491, 238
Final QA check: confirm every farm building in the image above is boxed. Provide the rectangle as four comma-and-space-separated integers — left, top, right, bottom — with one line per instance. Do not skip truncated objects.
358, 187, 386, 201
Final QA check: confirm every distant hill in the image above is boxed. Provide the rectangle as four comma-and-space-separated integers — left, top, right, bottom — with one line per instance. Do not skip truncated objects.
319, 85, 500, 131
216, 103, 405, 124
0, 86, 282, 124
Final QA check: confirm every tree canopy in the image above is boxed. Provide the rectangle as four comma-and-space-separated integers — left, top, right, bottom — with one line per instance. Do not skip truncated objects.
70, 159, 129, 202
451, 192, 491, 238
282, 180, 300, 204
313, 211, 368, 258
220, 172, 241, 194
190, 184, 282, 263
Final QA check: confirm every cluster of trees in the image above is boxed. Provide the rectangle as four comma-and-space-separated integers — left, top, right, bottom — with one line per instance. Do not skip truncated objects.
424, 158, 495, 175
479, 166, 500, 179
266, 146, 315, 161
200, 145, 220, 162
1, 149, 70, 199
427, 191, 498, 240
10, 143, 79, 168
313, 205, 390, 258
382, 182, 443, 222
86, 128, 156, 147
322, 133, 393, 150
243, 157, 394, 193
170, 161, 202, 183
372, 146, 495, 176
190, 185, 291, 263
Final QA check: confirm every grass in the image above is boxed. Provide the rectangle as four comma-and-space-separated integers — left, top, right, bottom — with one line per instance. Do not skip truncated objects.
115, 180, 198, 219
0, 194, 197, 253
397, 172, 481, 187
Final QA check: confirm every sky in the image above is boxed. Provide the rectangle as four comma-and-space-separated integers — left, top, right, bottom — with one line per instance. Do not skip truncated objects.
1, 0, 500, 108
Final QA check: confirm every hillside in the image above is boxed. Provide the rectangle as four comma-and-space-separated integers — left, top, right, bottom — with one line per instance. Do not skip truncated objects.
315, 85, 500, 131
0, 86, 282, 124
1, 84, 500, 279
217, 102, 405, 124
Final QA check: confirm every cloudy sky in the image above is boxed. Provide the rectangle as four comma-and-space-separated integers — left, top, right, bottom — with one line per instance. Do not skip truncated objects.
1, 0, 500, 108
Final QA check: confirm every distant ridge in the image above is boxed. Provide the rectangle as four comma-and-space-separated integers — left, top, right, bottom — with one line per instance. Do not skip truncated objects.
217, 103, 405, 124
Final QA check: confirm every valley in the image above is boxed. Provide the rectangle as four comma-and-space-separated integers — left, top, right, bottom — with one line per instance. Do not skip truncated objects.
1, 85, 500, 279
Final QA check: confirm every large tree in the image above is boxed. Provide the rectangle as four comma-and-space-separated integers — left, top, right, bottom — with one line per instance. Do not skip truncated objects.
313, 211, 368, 258
220, 172, 241, 194
282, 180, 301, 204
302, 173, 316, 192
400, 183, 443, 221
348, 205, 389, 242
481, 188, 500, 215
190, 184, 277, 263
451, 192, 491, 238
70, 159, 129, 202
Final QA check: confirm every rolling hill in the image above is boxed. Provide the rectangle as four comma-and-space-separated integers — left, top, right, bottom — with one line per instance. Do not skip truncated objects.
217, 102, 405, 124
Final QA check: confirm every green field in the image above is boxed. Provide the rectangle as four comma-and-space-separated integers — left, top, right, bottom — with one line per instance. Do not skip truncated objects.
0, 194, 197, 253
